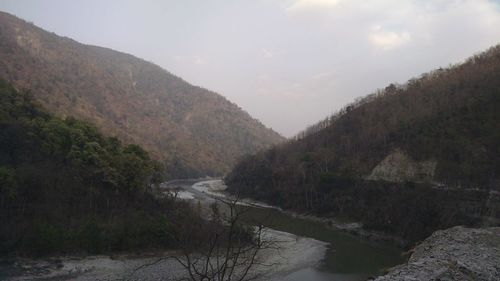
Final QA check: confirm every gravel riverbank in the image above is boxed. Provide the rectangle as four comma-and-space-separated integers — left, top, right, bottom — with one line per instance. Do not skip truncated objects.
1, 180, 329, 281
1, 229, 327, 281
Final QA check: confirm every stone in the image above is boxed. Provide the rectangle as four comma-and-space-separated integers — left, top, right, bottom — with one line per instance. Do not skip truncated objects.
375, 226, 500, 281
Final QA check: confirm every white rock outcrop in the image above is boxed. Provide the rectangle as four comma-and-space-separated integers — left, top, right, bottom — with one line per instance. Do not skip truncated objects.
367, 149, 437, 183
375, 226, 500, 281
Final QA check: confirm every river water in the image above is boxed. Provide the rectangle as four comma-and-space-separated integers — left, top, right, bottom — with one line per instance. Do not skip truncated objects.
241, 206, 404, 281
185, 180, 406, 281
1, 180, 404, 280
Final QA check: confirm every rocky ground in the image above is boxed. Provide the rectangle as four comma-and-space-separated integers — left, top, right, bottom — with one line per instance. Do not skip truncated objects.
0, 227, 327, 281
374, 226, 500, 281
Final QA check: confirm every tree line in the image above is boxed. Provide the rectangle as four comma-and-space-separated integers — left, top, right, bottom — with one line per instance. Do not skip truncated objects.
0, 79, 204, 256
226, 45, 500, 244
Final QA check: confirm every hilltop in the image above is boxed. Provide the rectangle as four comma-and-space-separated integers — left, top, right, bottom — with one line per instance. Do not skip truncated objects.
227, 45, 500, 243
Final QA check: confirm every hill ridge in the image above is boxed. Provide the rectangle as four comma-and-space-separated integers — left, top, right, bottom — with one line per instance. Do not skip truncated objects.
227, 44, 500, 242
0, 11, 284, 177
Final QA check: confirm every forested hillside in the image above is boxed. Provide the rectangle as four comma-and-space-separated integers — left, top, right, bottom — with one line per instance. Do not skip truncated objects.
0, 11, 283, 177
0, 79, 203, 256
227, 45, 500, 243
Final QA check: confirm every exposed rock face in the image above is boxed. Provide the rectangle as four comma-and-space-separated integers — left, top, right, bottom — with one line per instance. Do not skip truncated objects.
367, 149, 437, 183
375, 226, 500, 281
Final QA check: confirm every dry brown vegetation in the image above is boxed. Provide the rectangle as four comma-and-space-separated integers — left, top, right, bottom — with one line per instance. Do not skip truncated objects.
0, 11, 284, 177
227, 44, 500, 243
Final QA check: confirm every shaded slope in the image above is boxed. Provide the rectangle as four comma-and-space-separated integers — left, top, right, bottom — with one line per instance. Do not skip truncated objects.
0, 79, 200, 256
227, 45, 500, 242
0, 11, 284, 177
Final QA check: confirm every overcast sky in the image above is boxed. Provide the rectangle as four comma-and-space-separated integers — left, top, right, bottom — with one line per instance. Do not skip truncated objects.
1, 0, 500, 137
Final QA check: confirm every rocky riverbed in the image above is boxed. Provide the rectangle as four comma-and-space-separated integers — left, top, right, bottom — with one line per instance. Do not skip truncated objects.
374, 226, 500, 281
1, 178, 329, 281
0, 229, 327, 281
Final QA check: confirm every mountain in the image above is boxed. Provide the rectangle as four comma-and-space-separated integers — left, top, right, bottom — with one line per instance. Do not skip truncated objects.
0, 11, 284, 177
227, 45, 500, 243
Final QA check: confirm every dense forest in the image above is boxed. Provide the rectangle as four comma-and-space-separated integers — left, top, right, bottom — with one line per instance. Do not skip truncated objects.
0, 11, 283, 177
0, 79, 204, 256
227, 45, 500, 243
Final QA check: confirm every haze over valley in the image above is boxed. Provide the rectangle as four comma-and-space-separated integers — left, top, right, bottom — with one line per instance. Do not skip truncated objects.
2, 0, 500, 136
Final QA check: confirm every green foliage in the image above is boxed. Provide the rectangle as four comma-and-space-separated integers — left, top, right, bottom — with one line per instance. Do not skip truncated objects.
0, 80, 203, 256
23, 222, 64, 257
78, 219, 105, 254
0, 166, 17, 199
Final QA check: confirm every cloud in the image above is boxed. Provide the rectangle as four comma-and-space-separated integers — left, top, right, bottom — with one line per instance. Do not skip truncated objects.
311, 72, 333, 80
286, 0, 341, 14
162, 0, 500, 137
173, 55, 208, 65
274, 0, 500, 135
369, 26, 411, 50
193, 57, 207, 65
261, 48, 274, 58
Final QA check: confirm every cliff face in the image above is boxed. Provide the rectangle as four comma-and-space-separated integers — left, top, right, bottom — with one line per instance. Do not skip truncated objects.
375, 226, 500, 281
0, 11, 284, 177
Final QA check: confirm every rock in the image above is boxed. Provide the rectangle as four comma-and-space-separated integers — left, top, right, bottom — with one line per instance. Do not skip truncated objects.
367, 149, 436, 183
375, 226, 500, 281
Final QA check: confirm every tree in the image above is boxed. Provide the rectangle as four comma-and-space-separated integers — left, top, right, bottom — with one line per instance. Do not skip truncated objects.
134, 197, 278, 281
178, 198, 266, 281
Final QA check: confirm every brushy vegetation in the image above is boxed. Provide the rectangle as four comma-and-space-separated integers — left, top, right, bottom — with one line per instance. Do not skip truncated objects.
227, 45, 500, 244
0, 11, 283, 177
0, 80, 202, 256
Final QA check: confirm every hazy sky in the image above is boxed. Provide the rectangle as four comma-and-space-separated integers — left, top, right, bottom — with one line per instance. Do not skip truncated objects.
1, 0, 500, 137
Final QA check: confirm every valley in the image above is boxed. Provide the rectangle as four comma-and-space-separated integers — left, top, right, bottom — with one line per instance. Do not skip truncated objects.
0, 4, 499, 281
1, 180, 404, 281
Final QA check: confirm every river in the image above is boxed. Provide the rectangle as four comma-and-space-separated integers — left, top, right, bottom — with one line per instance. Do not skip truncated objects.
179, 179, 406, 281
1, 179, 405, 281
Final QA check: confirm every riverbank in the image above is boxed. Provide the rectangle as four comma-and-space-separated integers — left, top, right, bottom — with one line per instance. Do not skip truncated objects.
162, 180, 499, 281
1, 179, 331, 281
192, 179, 409, 249
0, 229, 328, 281
275, 211, 408, 249
157, 179, 407, 280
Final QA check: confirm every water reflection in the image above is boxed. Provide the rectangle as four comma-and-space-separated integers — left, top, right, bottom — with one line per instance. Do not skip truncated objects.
241, 206, 405, 280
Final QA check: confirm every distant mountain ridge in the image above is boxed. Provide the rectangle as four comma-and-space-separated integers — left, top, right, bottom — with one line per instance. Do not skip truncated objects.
229, 45, 500, 189
0, 11, 284, 177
